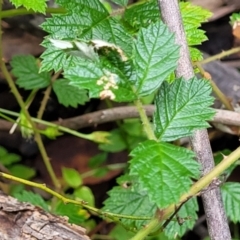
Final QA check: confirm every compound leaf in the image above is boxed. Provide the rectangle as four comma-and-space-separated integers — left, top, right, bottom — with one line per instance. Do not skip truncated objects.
133, 21, 179, 96
40, 0, 133, 72
129, 140, 200, 208
11, 55, 51, 90
10, 0, 47, 13
221, 182, 240, 223
53, 78, 88, 107
154, 77, 215, 142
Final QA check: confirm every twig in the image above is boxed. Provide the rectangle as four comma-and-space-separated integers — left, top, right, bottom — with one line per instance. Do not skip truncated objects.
158, 1, 231, 240
196, 63, 234, 111
1, 107, 240, 132
134, 99, 156, 140
198, 47, 240, 65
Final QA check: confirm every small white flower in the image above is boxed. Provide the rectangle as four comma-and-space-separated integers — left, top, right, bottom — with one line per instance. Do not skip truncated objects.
99, 89, 116, 100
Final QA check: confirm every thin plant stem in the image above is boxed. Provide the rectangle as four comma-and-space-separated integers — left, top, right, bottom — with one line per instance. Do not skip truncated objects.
0, 171, 151, 221
0, 3, 59, 189
0, 7, 66, 18
134, 99, 156, 140
37, 85, 52, 120
196, 63, 234, 111
197, 47, 240, 65
10, 89, 38, 134
0, 108, 108, 142
37, 71, 61, 120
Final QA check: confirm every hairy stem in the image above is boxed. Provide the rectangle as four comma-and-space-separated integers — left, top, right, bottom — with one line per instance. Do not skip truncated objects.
135, 99, 156, 140
37, 71, 61, 120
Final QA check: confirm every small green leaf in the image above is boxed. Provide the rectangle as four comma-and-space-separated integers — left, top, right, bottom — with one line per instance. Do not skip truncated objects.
54, 201, 88, 224
129, 140, 200, 208
9, 164, 36, 180
13, 190, 49, 211
0, 146, 21, 166
103, 174, 157, 229
40, 127, 63, 139
74, 186, 95, 206
181, 2, 212, 61
9, 0, 47, 13
62, 167, 82, 188
11, 55, 51, 90
88, 152, 108, 168
154, 77, 215, 142
221, 182, 240, 223
230, 13, 240, 24
165, 198, 198, 238
99, 129, 127, 152
53, 79, 89, 107
133, 21, 179, 95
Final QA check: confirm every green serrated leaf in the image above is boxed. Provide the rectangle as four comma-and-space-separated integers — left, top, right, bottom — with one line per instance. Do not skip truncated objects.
40, 0, 133, 72
124, 1, 160, 29
133, 21, 179, 95
103, 174, 157, 229
9, 164, 36, 180
99, 129, 127, 152
221, 182, 240, 223
165, 198, 198, 238
181, 2, 211, 61
10, 0, 47, 13
62, 167, 82, 188
154, 77, 215, 142
0, 146, 21, 166
53, 78, 88, 107
13, 190, 49, 211
11, 55, 51, 90
40, 40, 80, 72
65, 61, 136, 102
129, 140, 199, 208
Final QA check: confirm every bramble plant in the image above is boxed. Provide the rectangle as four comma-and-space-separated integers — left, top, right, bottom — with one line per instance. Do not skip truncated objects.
1, 0, 240, 239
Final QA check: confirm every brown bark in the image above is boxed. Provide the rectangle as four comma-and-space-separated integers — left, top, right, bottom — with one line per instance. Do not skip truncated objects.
0, 191, 90, 240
